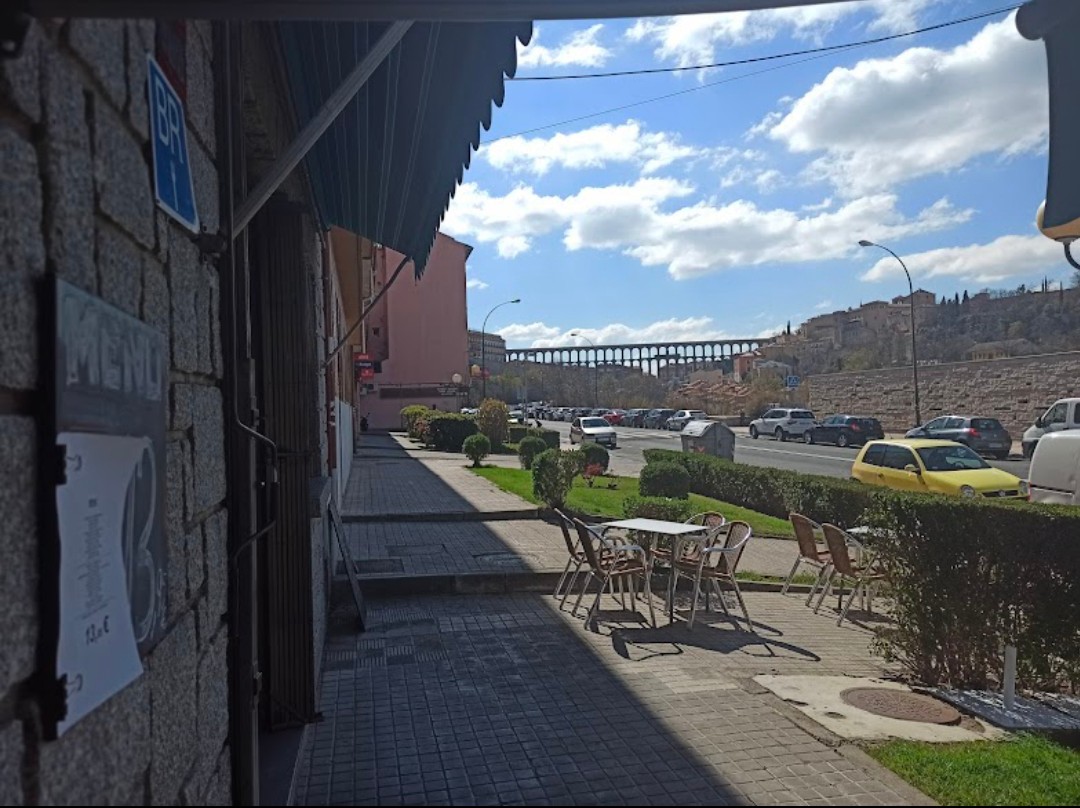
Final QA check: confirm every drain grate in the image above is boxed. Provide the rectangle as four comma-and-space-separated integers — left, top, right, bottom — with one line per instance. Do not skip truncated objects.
474, 552, 529, 567
841, 688, 961, 725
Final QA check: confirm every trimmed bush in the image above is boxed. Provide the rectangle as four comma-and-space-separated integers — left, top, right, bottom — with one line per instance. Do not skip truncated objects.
518, 436, 548, 470
642, 447, 1080, 692
579, 442, 610, 473
531, 449, 578, 508
476, 399, 509, 446
563, 448, 587, 475
623, 495, 694, 523
640, 461, 690, 499
401, 404, 432, 439
425, 413, 478, 452
509, 425, 560, 449
463, 433, 491, 468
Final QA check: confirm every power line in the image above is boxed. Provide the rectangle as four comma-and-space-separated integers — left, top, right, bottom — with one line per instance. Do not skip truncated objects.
486, 4, 1019, 143
510, 5, 1019, 82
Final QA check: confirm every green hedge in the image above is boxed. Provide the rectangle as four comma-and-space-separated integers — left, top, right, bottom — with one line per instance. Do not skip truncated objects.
643, 448, 1080, 691
643, 448, 872, 527
518, 436, 548, 470
580, 442, 610, 472
425, 413, 478, 452
508, 425, 560, 449
623, 495, 693, 523
640, 461, 690, 499
400, 404, 432, 439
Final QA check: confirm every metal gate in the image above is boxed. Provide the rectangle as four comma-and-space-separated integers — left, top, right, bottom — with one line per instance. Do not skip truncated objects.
250, 197, 319, 729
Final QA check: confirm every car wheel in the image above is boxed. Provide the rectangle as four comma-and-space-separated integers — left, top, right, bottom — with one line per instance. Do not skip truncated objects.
750, 425, 758, 439
993, 451, 1009, 460
836, 432, 849, 448
1022, 442, 1034, 459
803, 431, 813, 444
775, 427, 786, 442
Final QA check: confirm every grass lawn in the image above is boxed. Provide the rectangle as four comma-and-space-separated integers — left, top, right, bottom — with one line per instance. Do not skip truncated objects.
471, 466, 795, 538
868, 735, 1080, 806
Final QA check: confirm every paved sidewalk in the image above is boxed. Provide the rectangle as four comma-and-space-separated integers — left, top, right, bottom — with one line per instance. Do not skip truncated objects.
292, 592, 917, 806
343, 434, 537, 519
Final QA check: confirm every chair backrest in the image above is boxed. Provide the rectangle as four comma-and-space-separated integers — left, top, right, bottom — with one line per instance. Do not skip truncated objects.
789, 513, 824, 561
553, 509, 579, 557
686, 511, 726, 528
573, 518, 606, 573
719, 521, 753, 573
821, 524, 856, 577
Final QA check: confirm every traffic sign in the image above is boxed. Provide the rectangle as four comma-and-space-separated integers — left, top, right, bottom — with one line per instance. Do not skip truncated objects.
147, 55, 199, 233
785, 375, 801, 389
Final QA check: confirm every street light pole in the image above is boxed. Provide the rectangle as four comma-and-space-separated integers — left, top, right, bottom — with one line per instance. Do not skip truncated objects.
859, 240, 922, 426
480, 298, 520, 400
570, 332, 599, 408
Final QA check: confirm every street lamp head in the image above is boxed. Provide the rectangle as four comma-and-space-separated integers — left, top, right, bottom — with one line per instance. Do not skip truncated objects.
510, 298, 521, 304
858, 239, 875, 248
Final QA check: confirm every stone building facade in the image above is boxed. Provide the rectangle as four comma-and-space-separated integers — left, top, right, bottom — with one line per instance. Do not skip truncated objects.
806, 351, 1080, 435
1, 18, 232, 805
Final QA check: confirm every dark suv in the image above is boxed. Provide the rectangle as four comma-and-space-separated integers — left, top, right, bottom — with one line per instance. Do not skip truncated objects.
623, 408, 648, 428
644, 408, 676, 429
905, 416, 1013, 459
805, 415, 884, 448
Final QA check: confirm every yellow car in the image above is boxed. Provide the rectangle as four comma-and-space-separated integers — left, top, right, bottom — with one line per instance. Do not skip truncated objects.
851, 439, 1028, 499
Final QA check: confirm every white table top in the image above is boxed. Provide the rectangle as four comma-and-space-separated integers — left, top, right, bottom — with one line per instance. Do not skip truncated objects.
602, 518, 709, 536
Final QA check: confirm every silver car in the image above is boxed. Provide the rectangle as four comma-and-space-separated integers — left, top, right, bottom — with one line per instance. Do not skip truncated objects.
749, 408, 817, 442
570, 416, 617, 448
667, 409, 707, 431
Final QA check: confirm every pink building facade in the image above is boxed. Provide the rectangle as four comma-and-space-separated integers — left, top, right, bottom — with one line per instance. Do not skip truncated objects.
354, 233, 472, 430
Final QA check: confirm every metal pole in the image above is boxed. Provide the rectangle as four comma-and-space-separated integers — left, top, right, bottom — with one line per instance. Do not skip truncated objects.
481, 298, 519, 400
231, 21, 412, 238
1004, 644, 1017, 711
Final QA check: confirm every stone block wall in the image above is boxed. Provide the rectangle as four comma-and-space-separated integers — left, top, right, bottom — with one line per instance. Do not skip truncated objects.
0, 19, 230, 805
806, 351, 1080, 435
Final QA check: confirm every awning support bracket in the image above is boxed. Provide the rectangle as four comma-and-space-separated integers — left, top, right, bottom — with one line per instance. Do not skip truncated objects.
231, 20, 413, 239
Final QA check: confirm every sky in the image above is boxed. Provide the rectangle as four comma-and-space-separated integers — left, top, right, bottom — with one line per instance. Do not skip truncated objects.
440, 1, 1063, 350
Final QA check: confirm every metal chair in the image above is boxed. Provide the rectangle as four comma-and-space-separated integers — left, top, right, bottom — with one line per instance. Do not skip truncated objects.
783, 513, 833, 605
815, 523, 886, 627
552, 509, 615, 612
672, 521, 754, 630
572, 518, 656, 629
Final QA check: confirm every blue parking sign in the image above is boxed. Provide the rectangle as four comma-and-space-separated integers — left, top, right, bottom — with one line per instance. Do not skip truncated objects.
147, 55, 199, 232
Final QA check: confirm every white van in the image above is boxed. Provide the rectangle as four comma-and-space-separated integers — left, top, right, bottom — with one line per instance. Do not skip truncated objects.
1021, 398, 1080, 458
1027, 431, 1080, 506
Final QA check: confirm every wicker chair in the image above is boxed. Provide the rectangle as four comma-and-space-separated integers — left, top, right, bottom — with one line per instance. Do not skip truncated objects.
815, 523, 886, 627
671, 521, 754, 630
571, 518, 656, 629
783, 513, 833, 605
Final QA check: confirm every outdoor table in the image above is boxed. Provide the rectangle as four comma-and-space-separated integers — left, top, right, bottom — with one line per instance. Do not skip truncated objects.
602, 518, 710, 623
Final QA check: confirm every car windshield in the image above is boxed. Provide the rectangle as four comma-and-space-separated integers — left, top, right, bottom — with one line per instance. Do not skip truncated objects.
582, 418, 609, 428
792, 411, 815, 420
916, 445, 991, 472
689, 411, 706, 418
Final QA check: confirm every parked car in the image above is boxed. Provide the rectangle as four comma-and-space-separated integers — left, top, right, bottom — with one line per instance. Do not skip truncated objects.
667, 409, 707, 431
1022, 397, 1080, 458
905, 415, 1013, 460
623, 408, 648, 428
570, 416, 618, 448
749, 408, 817, 441
851, 439, 1026, 499
644, 408, 676, 429
1027, 431, 1080, 505
805, 415, 884, 448
602, 410, 625, 425
507, 410, 526, 424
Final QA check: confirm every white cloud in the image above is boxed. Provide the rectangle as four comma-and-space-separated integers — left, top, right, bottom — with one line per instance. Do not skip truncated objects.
765, 13, 1047, 195
481, 120, 700, 176
861, 234, 1065, 284
442, 177, 971, 278
626, 1, 935, 71
754, 169, 784, 193
499, 316, 739, 349
518, 24, 611, 69
497, 322, 562, 345
465, 277, 488, 290
802, 197, 834, 212
814, 299, 834, 310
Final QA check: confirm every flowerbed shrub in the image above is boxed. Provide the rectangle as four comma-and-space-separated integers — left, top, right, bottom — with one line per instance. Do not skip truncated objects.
463, 433, 491, 468
517, 436, 548, 470
401, 404, 432, 439
476, 399, 509, 446
531, 449, 579, 508
508, 425, 560, 448
639, 461, 689, 499
643, 448, 1080, 691
623, 495, 693, 523
425, 413, 478, 452
579, 442, 610, 473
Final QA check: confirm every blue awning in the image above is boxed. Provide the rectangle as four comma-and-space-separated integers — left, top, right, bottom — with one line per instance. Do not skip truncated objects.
277, 20, 531, 276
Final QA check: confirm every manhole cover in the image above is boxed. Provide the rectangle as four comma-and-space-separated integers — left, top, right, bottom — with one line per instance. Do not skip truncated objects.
841, 688, 961, 725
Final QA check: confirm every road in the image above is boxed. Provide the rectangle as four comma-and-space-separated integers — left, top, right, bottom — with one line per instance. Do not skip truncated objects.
541, 420, 1031, 480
